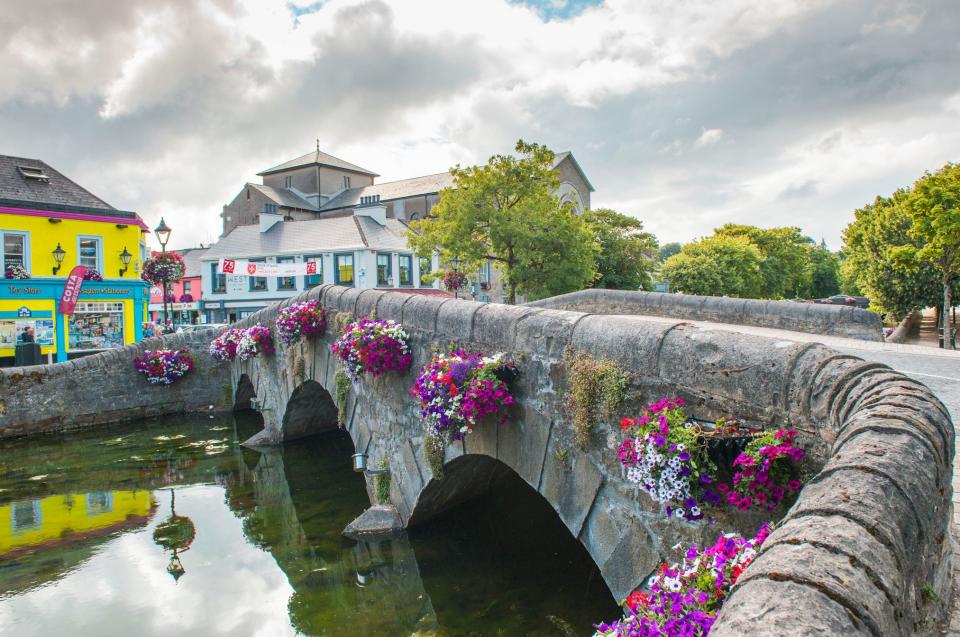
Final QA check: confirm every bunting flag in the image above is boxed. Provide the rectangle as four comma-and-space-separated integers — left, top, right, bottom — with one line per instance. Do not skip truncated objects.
218, 258, 318, 277
58, 265, 88, 314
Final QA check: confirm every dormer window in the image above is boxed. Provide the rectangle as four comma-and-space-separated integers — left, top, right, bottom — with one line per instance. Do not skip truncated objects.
284, 176, 292, 188
265, 203, 277, 214
18, 165, 49, 182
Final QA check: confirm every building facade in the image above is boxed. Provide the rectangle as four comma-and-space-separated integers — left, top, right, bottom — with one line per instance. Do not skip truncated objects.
201, 203, 443, 323
0, 155, 150, 364
218, 146, 594, 305
148, 247, 208, 326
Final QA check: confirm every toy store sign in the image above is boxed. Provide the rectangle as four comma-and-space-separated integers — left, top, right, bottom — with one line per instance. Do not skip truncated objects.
6, 285, 42, 296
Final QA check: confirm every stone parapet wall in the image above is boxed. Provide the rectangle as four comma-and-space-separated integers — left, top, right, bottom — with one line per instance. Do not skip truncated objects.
231, 285, 951, 635
0, 329, 232, 437
525, 288, 885, 341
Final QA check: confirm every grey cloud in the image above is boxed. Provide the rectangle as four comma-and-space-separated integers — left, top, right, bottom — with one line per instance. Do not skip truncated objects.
778, 180, 819, 200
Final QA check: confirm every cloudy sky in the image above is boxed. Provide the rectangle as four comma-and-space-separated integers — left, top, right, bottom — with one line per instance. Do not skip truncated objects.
1, 0, 958, 251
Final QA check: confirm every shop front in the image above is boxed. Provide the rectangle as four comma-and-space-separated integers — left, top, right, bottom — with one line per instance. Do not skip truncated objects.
0, 278, 148, 365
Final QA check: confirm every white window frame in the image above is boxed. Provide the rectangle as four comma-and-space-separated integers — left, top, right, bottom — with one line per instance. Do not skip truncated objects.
1, 229, 30, 275
77, 235, 103, 273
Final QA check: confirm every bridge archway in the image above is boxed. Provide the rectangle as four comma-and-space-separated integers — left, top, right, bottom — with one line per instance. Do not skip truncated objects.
234, 373, 256, 411
282, 380, 340, 441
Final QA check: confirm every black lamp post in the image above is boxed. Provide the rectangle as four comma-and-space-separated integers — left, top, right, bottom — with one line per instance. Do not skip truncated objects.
451, 256, 461, 300
51, 243, 66, 275
118, 247, 132, 277
155, 218, 172, 331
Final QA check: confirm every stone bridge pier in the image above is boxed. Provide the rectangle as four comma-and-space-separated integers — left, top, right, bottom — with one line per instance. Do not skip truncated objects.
227, 284, 955, 636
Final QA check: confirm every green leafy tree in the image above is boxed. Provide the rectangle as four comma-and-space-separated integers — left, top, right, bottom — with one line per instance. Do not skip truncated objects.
898, 163, 960, 347
841, 192, 943, 320
658, 242, 681, 262
715, 224, 812, 298
584, 208, 658, 290
661, 235, 763, 297
407, 140, 596, 304
805, 241, 841, 299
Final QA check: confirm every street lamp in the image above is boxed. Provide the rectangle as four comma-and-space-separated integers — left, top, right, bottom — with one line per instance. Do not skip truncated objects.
155, 218, 172, 331
451, 256, 461, 300
51, 243, 66, 275
118, 247, 132, 277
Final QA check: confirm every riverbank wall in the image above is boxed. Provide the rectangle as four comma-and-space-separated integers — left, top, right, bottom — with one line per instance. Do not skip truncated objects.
0, 329, 231, 438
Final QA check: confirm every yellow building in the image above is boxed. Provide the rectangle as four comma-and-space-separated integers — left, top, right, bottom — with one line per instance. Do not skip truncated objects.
1, 155, 150, 363
0, 490, 155, 557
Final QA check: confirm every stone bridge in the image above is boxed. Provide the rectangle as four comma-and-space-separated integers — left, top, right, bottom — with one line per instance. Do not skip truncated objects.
0, 283, 954, 635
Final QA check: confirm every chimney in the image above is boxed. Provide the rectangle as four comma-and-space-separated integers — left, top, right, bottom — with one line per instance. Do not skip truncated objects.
260, 212, 283, 233
354, 194, 386, 226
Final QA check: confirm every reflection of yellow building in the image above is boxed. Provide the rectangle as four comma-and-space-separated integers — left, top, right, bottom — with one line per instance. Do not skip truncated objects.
0, 491, 155, 557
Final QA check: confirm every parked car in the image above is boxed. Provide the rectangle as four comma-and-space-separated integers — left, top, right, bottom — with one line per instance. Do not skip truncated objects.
825, 295, 858, 306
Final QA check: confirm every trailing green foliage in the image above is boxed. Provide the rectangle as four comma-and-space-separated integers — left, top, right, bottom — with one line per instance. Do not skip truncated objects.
566, 351, 627, 450
334, 311, 354, 334
424, 431, 446, 480
334, 369, 350, 427
374, 459, 391, 504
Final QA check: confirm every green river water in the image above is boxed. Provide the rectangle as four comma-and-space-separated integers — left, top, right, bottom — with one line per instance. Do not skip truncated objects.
0, 414, 617, 636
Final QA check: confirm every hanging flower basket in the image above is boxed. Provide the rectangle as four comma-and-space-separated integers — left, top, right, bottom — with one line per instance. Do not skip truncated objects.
236, 324, 274, 360
617, 397, 718, 522
718, 429, 806, 512
442, 270, 468, 292
594, 524, 771, 637
178, 293, 194, 303
142, 251, 185, 285
4, 264, 29, 279
275, 300, 328, 347
332, 318, 411, 381
410, 350, 518, 440
696, 417, 764, 470
134, 349, 194, 385
209, 328, 243, 361
83, 269, 104, 281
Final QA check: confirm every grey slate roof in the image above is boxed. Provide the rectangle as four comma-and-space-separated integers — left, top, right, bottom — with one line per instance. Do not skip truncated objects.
257, 149, 379, 177
320, 172, 455, 211
248, 183, 319, 211
177, 247, 210, 278
0, 154, 139, 218
553, 151, 595, 192
202, 215, 411, 260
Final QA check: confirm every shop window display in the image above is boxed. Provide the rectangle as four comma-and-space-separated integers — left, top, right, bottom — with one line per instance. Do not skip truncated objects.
68, 302, 125, 351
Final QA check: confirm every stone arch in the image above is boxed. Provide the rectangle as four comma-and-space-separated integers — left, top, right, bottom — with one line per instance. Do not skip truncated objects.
282, 380, 340, 441
234, 373, 256, 411
557, 182, 584, 214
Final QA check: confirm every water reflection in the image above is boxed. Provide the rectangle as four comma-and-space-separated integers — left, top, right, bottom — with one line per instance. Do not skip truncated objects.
0, 414, 616, 636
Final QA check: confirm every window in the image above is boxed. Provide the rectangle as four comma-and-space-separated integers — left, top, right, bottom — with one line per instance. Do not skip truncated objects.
284, 176, 292, 188
335, 253, 354, 286
68, 302, 125, 351
17, 165, 49, 182
182, 280, 192, 295
11, 500, 41, 532
1, 231, 28, 274
304, 255, 323, 287
479, 260, 492, 289
249, 258, 267, 291
265, 203, 277, 214
86, 492, 113, 516
376, 253, 392, 286
211, 263, 226, 293
398, 254, 413, 286
419, 256, 432, 287
343, 176, 351, 190
277, 256, 296, 290
77, 236, 102, 273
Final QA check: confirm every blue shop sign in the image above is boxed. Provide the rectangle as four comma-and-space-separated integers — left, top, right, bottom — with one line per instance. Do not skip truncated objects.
17, 306, 31, 318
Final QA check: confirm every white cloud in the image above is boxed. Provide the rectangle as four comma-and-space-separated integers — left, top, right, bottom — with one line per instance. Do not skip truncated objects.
694, 128, 724, 148
0, 0, 957, 250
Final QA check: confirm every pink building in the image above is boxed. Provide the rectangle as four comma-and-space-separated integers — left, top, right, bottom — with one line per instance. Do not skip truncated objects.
148, 247, 208, 326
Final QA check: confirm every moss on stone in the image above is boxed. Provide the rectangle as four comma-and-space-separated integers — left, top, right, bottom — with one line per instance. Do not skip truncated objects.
334, 370, 350, 428
374, 459, 391, 504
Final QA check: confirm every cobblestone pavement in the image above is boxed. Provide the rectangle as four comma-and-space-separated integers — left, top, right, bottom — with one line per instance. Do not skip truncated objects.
621, 314, 960, 633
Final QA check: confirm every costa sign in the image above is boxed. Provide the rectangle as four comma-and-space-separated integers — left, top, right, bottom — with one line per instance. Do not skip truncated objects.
58, 265, 88, 314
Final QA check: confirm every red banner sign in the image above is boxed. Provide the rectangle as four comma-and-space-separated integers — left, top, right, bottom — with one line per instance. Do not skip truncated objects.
58, 265, 88, 315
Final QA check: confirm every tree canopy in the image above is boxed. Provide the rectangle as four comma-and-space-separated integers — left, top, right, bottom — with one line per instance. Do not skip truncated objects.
714, 224, 812, 298
661, 235, 763, 298
584, 208, 658, 291
407, 140, 597, 303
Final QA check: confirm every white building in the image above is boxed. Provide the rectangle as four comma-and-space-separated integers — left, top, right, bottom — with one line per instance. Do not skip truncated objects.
200, 200, 442, 323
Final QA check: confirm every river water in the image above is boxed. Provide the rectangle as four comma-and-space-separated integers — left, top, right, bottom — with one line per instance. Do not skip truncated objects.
0, 413, 617, 636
